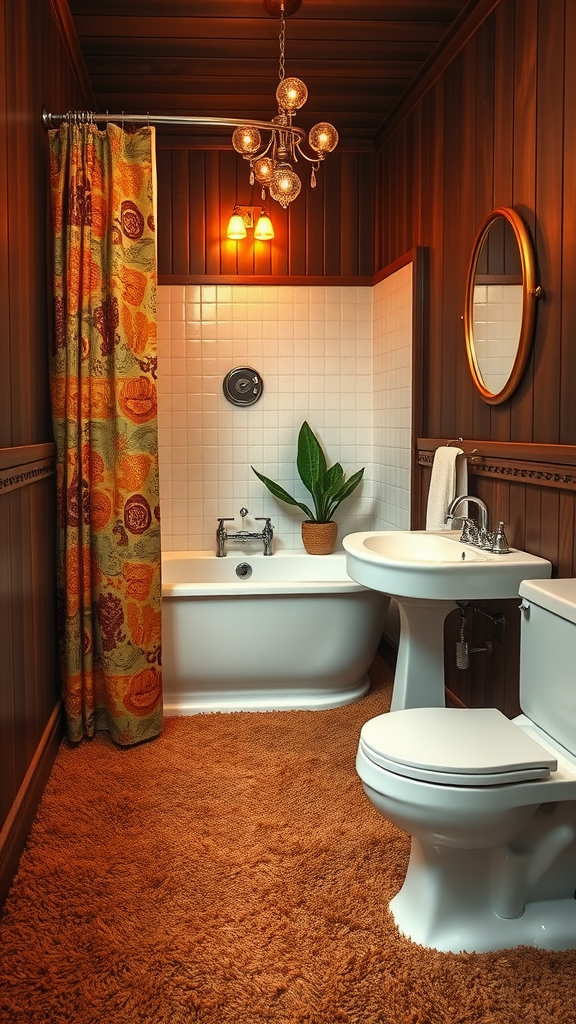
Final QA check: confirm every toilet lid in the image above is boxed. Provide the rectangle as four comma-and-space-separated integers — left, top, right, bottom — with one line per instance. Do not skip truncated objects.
360, 708, 558, 786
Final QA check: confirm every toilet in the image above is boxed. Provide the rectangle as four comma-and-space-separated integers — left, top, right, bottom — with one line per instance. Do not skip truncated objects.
357, 577, 576, 953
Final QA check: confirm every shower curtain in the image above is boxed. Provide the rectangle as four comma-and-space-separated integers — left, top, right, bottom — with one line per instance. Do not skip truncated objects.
48, 121, 162, 746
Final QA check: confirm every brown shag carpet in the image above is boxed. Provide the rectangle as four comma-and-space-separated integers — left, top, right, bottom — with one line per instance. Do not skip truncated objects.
1, 655, 576, 1024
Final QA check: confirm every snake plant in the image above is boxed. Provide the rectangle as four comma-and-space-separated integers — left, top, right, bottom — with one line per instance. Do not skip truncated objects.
251, 421, 364, 523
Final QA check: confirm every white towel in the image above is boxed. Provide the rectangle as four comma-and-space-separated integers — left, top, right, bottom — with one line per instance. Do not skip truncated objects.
425, 446, 468, 530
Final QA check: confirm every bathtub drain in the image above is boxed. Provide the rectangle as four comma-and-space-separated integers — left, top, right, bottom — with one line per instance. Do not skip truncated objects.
236, 562, 253, 579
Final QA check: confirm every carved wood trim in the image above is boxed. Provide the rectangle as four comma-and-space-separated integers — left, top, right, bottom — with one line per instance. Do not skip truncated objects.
0, 443, 56, 471
417, 438, 576, 491
0, 460, 54, 495
0, 445, 56, 495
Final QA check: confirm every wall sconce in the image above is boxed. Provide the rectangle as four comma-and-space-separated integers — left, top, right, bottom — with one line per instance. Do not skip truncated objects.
226, 205, 274, 241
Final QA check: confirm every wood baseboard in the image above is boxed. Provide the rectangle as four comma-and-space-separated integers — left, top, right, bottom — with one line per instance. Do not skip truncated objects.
0, 701, 63, 911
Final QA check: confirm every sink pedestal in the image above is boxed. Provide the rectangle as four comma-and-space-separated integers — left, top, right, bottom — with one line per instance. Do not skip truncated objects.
391, 597, 455, 711
343, 529, 552, 713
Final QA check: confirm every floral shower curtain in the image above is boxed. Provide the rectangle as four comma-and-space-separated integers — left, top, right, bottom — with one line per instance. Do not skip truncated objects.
49, 122, 162, 746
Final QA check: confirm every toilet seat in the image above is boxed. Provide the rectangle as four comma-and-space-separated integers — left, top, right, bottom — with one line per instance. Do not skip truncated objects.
360, 707, 557, 786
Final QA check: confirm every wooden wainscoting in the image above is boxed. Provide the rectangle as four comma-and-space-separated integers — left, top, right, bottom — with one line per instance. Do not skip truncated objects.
0, 444, 61, 909
417, 437, 576, 716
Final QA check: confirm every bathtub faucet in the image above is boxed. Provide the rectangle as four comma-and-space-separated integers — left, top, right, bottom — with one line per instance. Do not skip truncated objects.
216, 515, 274, 556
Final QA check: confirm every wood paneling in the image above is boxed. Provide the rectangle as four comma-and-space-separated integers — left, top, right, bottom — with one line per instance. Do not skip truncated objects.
0, 0, 87, 907
377, 0, 576, 453
156, 146, 375, 281
66, 0, 471, 149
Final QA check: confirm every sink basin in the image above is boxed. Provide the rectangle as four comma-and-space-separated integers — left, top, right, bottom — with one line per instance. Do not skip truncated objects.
343, 529, 552, 711
343, 530, 552, 601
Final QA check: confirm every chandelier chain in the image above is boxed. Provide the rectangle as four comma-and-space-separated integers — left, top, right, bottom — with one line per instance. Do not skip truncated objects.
278, 12, 286, 81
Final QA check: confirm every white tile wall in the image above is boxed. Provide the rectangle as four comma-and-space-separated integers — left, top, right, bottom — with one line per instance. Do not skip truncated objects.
372, 264, 413, 531
157, 284, 379, 551
472, 283, 523, 395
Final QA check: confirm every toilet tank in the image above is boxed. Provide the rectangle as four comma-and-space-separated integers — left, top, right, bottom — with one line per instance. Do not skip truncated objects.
518, 578, 576, 754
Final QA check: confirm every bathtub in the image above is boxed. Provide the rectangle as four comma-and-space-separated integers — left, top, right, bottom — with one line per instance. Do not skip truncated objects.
161, 550, 389, 715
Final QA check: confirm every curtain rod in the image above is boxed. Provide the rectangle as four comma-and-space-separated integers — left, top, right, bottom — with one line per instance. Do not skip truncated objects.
41, 108, 306, 141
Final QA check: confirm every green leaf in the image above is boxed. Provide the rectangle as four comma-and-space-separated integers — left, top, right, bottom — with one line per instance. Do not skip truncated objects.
251, 425, 364, 525
297, 421, 326, 492
250, 467, 314, 520
324, 462, 344, 497
297, 421, 328, 520
325, 467, 365, 519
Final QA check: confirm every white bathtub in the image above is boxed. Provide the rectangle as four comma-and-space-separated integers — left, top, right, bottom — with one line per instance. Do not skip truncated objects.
161, 550, 389, 714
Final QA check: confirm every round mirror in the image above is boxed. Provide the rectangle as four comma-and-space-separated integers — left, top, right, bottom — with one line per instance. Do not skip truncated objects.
464, 207, 542, 405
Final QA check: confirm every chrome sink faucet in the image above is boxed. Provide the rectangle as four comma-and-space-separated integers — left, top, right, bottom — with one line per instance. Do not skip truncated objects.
444, 495, 510, 553
216, 508, 274, 556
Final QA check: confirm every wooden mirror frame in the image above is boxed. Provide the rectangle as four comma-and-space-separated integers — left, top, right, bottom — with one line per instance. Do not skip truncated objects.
464, 207, 542, 405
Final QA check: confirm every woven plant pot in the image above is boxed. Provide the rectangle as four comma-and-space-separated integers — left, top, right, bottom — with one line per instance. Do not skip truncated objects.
301, 520, 338, 555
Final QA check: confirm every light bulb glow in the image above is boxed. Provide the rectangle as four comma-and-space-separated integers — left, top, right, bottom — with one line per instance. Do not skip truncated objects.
254, 212, 274, 241
276, 77, 308, 114
232, 125, 262, 156
269, 164, 301, 208
253, 156, 274, 183
308, 122, 339, 154
227, 211, 247, 240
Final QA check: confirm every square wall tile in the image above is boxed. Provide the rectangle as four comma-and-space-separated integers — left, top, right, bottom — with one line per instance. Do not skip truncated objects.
158, 278, 413, 550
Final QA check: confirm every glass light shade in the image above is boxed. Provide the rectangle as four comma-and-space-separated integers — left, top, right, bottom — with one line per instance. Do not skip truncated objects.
308, 122, 339, 154
254, 212, 274, 241
269, 164, 301, 208
227, 211, 247, 239
275, 77, 308, 114
232, 125, 262, 156
253, 156, 274, 184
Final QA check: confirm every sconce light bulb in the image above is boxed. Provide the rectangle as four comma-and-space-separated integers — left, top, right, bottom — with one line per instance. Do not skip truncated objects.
227, 209, 248, 240
254, 211, 274, 241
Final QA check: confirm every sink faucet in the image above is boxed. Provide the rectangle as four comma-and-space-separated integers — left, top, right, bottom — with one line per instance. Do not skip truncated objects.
443, 495, 510, 553
216, 510, 274, 557
444, 494, 493, 549
445, 494, 488, 533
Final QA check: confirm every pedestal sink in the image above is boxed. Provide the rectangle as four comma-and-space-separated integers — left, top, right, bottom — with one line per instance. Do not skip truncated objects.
343, 530, 552, 711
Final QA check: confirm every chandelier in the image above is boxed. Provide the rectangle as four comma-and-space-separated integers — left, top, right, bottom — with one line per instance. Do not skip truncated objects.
231, 0, 339, 209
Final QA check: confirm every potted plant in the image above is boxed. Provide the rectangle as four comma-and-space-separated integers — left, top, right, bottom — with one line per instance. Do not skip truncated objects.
251, 421, 364, 554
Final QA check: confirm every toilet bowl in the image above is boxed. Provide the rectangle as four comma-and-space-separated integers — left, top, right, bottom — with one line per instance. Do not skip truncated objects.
357, 578, 576, 953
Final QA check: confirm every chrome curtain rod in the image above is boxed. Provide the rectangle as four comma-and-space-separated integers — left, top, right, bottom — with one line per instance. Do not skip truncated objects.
41, 108, 306, 142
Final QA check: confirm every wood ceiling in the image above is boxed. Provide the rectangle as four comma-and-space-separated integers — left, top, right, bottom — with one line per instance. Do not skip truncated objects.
66, 0, 477, 149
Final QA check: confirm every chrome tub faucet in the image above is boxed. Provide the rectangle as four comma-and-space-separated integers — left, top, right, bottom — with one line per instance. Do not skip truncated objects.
216, 517, 235, 557
216, 508, 274, 556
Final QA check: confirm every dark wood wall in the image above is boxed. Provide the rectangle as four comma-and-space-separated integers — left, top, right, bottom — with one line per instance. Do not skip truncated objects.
0, 0, 88, 907
378, 0, 576, 461
376, 0, 576, 712
157, 145, 374, 282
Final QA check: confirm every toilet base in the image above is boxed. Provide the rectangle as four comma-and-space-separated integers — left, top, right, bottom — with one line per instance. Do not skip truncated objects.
391, 837, 576, 953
